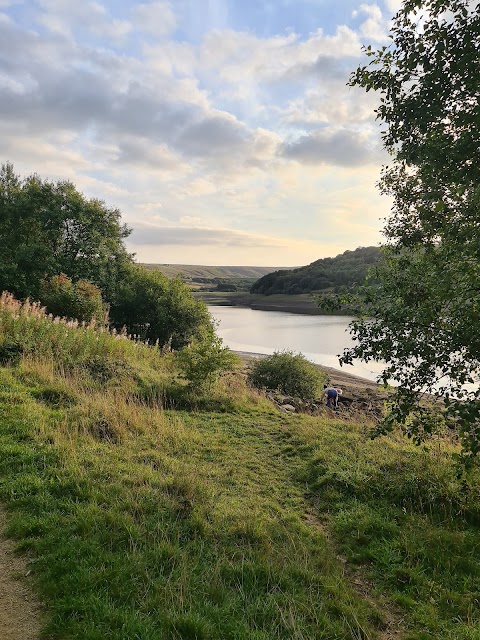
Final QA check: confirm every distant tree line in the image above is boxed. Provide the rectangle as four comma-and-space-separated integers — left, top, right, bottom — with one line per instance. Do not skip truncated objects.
0, 163, 211, 349
250, 246, 382, 295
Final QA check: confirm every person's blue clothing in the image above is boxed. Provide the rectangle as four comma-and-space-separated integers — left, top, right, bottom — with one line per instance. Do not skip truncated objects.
326, 388, 338, 409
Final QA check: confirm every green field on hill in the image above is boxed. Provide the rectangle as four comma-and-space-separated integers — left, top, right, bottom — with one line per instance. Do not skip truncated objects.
143, 264, 286, 280
0, 297, 479, 640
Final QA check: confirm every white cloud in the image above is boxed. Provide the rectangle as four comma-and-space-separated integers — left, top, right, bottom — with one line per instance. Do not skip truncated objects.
131, 2, 177, 37
37, 0, 131, 40
354, 3, 389, 42
383, 0, 402, 12
0, 1, 389, 265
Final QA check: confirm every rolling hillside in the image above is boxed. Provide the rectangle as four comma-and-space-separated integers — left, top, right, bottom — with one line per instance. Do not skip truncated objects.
251, 246, 382, 295
143, 264, 288, 280
142, 264, 293, 295
1, 293, 479, 639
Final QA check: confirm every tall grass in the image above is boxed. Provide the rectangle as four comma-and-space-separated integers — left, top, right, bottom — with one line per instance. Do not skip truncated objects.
0, 291, 167, 368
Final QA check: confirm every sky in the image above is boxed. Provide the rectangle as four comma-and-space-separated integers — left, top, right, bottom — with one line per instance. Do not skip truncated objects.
0, 0, 402, 266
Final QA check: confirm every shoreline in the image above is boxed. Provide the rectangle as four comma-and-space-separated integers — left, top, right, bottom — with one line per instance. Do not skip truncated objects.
198, 292, 352, 316
235, 350, 383, 393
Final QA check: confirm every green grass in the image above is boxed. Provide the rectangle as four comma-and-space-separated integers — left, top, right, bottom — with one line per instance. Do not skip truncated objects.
0, 365, 381, 640
1, 296, 479, 639
294, 421, 480, 640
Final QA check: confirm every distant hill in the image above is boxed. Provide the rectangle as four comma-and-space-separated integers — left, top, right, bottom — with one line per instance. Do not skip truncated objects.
250, 246, 382, 295
143, 264, 288, 280
142, 264, 292, 293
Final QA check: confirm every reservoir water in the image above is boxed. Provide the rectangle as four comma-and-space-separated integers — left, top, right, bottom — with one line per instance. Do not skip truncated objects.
208, 305, 386, 382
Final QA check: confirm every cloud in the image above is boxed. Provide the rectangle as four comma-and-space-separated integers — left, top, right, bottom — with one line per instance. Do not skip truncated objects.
0, 16, 274, 173
113, 136, 190, 176
36, 0, 131, 40
130, 223, 289, 248
131, 2, 177, 37
383, 0, 402, 12
0, 2, 388, 265
353, 3, 389, 42
281, 128, 383, 166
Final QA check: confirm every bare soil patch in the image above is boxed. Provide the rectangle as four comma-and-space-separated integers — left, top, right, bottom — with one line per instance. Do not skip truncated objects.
0, 506, 43, 640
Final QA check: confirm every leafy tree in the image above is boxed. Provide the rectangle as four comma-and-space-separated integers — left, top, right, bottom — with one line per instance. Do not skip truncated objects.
0, 163, 132, 299
39, 274, 106, 324
0, 164, 216, 353
110, 264, 213, 349
344, 0, 480, 460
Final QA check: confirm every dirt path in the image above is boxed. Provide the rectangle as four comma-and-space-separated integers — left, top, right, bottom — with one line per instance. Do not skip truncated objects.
0, 507, 43, 640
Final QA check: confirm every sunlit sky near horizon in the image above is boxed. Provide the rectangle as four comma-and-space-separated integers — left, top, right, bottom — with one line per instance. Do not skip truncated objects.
0, 0, 402, 266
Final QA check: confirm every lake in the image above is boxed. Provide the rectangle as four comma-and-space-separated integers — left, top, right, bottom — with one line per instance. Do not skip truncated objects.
208, 305, 386, 382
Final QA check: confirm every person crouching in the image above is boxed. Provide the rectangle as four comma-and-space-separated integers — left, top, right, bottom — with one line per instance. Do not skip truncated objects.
324, 385, 342, 410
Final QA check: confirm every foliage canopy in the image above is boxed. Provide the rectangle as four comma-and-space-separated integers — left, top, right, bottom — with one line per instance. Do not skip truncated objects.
40, 274, 106, 324
344, 0, 480, 460
0, 164, 217, 349
251, 246, 381, 295
0, 163, 132, 299
109, 264, 213, 350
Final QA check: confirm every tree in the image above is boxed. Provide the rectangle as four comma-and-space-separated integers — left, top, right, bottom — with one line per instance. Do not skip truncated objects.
0, 163, 132, 299
343, 0, 480, 460
109, 264, 213, 349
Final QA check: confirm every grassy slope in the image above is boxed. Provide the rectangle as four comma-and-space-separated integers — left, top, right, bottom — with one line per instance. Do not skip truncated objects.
142, 265, 286, 280
0, 301, 479, 639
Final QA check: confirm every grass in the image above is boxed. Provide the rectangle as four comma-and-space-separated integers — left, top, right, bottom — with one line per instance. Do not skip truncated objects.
0, 294, 479, 639
0, 365, 381, 640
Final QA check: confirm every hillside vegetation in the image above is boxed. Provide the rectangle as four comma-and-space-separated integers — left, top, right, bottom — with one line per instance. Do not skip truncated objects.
251, 246, 382, 295
144, 264, 291, 294
143, 265, 286, 280
1, 293, 480, 639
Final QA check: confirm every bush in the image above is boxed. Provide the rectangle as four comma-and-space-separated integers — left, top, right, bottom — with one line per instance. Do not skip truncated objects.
176, 328, 239, 389
39, 274, 106, 324
248, 351, 324, 400
0, 340, 23, 365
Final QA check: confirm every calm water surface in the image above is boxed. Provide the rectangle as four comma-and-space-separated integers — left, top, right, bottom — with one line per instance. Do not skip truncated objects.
208, 305, 385, 382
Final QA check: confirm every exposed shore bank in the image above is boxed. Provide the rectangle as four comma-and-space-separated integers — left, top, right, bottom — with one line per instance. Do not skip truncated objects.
195, 291, 351, 315
237, 351, 388, 421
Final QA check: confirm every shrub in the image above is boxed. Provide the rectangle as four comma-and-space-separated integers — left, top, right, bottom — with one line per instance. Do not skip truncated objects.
248, 351, 324, 400
39, 274, 106, 324
176, 328, 239, 389
109, 265, 213, 349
